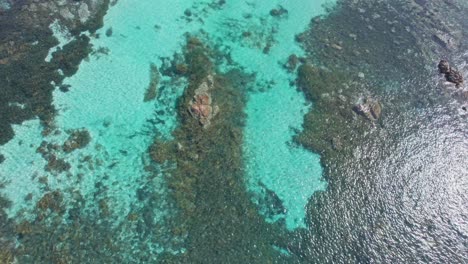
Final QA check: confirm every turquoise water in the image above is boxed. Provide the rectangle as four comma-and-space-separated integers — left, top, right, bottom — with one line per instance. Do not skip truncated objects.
1, 0, 195, 223
2, 0, 468, 262
195, 0, 330, 228
0, 0, 332, 255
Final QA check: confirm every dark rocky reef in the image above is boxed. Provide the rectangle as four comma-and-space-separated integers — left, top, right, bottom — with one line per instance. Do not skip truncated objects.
143, 63, 160, 102
297, 0, 465, 83
296, 63, 375, 156
289, 1, 468, 263
0, 0, 110, 144
438, 59, 464, 87
0, 2, 111, 260
62, 128, 91, 152
151, 38, 290, 263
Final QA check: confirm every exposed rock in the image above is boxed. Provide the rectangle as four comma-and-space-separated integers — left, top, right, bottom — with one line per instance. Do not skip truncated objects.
438, 60, 463, 87
370, 101, 382, 120
438, 59, 451, 74
188, 75, 219, 128
446, 69, 463, 87
353, 97, 382, 121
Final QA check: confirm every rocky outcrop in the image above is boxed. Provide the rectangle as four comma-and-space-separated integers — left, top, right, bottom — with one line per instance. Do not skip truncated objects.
269, 5, 288, 17
438, 59, 451, 74
353, 97, 382, 121
188, 74, 219, 128
438, 60, 463, 87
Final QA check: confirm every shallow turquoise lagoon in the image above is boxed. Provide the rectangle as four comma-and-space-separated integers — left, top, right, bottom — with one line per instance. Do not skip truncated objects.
2, 0, 468, 263
0, 0, 332, 238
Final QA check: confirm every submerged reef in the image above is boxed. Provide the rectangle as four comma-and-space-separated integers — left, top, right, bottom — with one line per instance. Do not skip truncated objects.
438, 59, 464, 87
63, 128, 91, 152
0, 0, 109, 144
151, 38, 291, 263
143, 63, 160, 102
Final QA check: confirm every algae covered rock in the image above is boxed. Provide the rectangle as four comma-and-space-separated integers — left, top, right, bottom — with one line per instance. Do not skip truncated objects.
297, 64, 338, 102
438, 60, 451, 74
63, 129, 91, 152
143, 63, 159, 102
353, 97, 382, 121
284, 54, 299, 71
36, 191, 64, 214
438, 60, 464, 87
188, 74, 219, 128
0, 248, 14, 264
446, 70, 463, 86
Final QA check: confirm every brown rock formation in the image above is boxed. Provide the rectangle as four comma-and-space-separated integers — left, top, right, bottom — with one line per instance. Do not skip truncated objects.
188, 74, 219, 128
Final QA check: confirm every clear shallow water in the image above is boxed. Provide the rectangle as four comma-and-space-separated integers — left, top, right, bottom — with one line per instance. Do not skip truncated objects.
194, 0, 331, 229
2, 0, 191, 221
0, 0, 332, 256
